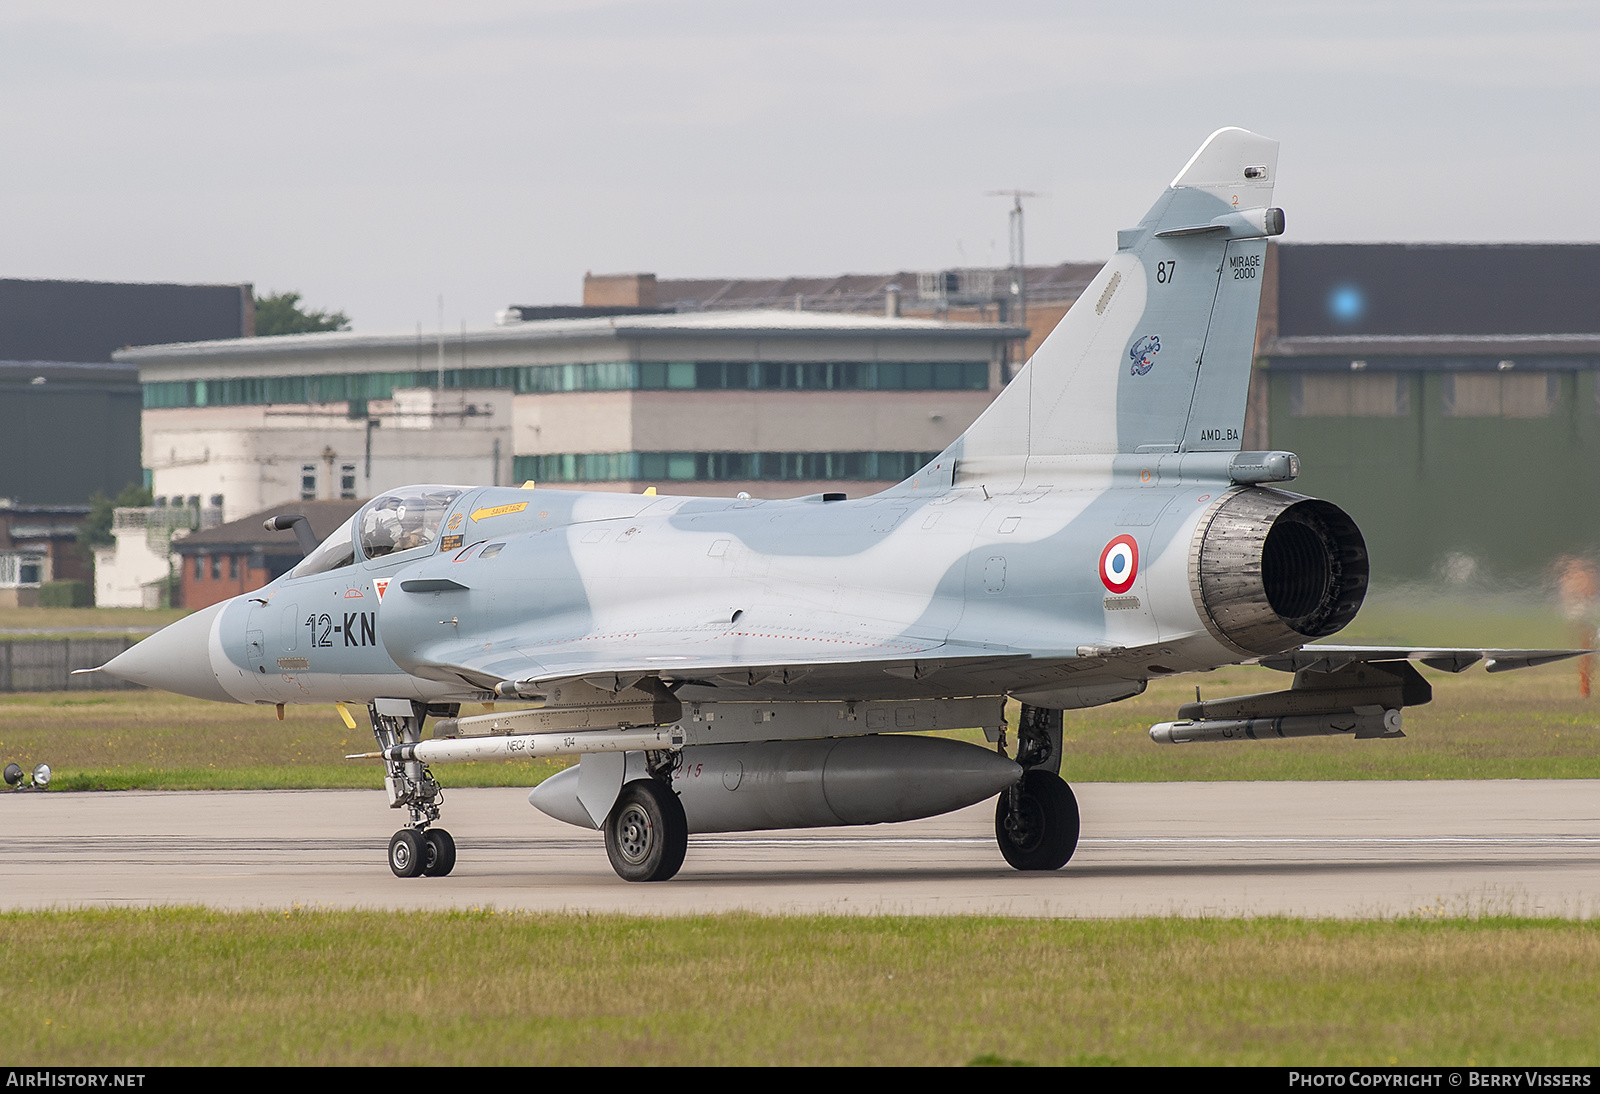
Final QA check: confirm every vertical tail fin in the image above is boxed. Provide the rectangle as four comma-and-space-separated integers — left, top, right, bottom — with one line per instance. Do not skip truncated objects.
954, 127, 1282, 474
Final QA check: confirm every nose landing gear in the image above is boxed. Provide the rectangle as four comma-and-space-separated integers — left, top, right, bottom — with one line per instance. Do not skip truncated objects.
372, 698, 458, 879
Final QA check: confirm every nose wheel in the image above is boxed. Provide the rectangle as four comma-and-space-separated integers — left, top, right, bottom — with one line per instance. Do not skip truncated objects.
370, 700, 462, 880
388, 829, 424, 878
388, 827, 456, 878
423, 828, 456, 876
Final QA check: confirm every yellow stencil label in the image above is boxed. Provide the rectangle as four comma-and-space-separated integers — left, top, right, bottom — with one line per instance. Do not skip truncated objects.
471, 501, 528, 522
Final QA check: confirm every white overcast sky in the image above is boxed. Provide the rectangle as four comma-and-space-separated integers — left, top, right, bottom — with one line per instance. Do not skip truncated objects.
3, 1, 1596, 332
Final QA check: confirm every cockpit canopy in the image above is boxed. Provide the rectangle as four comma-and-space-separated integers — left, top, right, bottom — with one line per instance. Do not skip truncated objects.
283, 486, 470, 581
358, 487, 466, 559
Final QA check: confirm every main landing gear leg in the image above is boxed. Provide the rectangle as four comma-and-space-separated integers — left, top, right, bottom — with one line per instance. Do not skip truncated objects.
995, 703, 1081, 871
371, 700, 456, 879
602, 751, 688, 883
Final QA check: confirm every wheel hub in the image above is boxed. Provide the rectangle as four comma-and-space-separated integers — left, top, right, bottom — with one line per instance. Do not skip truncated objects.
1003, 794, 1045, 852
616, 803, 653, 864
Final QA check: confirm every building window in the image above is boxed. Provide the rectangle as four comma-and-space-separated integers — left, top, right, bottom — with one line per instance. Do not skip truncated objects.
229, 555, 239, 579
0, 553, 46, 587
301, 464, 317, 500
140, 360, 994, 407
211, 556, 222, 580
195, 556, 204, 581
1442, 372, 1555, 418
340, 464, 357, 499
1288, 373, 1409, 418
513, 451, 943, 484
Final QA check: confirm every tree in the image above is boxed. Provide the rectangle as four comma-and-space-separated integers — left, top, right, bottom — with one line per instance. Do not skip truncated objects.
253, 291, 351, 336
78, 483, 154, 551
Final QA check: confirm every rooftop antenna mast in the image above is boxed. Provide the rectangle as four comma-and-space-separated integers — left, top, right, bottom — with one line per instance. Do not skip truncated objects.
436, 296, 445, 391
987, 189, 1039, 374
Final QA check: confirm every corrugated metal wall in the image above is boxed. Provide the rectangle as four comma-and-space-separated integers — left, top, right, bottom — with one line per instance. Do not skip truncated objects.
0, 638, 139, 691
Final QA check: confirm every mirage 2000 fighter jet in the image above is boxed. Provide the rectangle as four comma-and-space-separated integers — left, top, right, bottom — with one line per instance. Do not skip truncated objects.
98, 127, 1580, 883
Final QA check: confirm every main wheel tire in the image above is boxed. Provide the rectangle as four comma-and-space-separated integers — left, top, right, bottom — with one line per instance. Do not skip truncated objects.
604, 779, 689, 882
423, 828, 457, 877
389, 829, 426, 878
995, 770, 1080, 871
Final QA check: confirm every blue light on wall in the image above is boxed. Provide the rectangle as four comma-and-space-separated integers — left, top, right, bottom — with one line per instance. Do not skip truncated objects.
1328, 284, 1366, 324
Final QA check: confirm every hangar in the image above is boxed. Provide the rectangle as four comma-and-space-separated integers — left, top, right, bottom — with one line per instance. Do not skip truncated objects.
1251, 243, 1600, 581
0, 278, 252, 507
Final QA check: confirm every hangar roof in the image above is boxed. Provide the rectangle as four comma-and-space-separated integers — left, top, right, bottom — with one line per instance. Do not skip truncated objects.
1263, 333, 1600, 366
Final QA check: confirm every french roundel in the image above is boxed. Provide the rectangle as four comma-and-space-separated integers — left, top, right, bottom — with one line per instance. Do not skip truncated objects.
1099, 534, 1139, 594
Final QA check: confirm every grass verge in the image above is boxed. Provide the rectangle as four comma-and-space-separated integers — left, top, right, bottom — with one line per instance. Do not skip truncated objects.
0, 606, 187, 632
2, 660, 1597, 789
0, 691, 570, 790
1, 910, 1596, 1066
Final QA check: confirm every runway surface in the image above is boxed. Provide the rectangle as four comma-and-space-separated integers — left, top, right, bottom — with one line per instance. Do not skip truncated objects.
3, 780, 1598, 917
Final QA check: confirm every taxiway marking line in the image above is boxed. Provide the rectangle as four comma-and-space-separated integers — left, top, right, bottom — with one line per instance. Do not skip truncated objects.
687, 836, 1600, 847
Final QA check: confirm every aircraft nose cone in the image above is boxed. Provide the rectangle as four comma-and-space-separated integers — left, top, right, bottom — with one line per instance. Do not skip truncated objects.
102, 602, 235, 703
